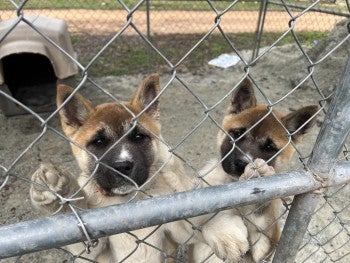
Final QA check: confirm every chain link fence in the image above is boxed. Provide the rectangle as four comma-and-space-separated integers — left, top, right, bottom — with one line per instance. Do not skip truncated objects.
0, 0, 350, 263
1, 0, 348, 75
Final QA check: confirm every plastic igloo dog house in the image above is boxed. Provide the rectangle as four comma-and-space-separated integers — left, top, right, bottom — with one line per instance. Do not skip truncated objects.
0, 15, 78, 116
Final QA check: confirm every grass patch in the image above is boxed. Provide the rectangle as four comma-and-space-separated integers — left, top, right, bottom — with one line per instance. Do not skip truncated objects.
260, 31, 327, 46
75, 31, 327, 77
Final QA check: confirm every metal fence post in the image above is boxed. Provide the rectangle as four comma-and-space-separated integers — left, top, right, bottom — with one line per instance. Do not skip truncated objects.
146, 0, 151, 39
251, 0, 269, 60
273, 53, 350, 263
146, 0, 152, 72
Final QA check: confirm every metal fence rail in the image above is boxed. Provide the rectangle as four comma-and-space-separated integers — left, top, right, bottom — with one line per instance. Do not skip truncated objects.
0, 0, 350, 263
1, 161, 350, 259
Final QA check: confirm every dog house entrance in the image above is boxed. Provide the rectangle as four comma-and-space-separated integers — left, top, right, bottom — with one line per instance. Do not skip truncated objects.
2, 53, 57, 111
0, 15, 78, 116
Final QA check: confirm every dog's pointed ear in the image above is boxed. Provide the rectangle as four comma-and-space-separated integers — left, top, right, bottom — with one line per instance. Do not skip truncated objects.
131, 73, 160, 120
282, 105, 318, 142
56, 85, 94, 135
229, 78, 257, 114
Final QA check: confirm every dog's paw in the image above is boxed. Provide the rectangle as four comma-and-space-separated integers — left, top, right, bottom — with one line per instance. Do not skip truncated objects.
202, 212, 249, 262
240, 158, 275, 181
30, 163, 72, 213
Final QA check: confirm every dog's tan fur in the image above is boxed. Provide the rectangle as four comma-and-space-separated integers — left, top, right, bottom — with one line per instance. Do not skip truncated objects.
30, 74, 250, 262
193, 78, 317, 262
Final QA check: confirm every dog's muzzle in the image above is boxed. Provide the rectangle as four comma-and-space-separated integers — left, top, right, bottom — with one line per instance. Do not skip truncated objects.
113, 160, 134, 177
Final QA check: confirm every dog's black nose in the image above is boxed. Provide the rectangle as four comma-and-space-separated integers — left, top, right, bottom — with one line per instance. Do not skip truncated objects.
234, 159, 248, 174
114, 160, 134, 176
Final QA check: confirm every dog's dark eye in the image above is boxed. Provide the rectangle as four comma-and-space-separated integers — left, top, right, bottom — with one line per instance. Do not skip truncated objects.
130, 132, 148, 143
261, 138, 278, 152
229, 128, 246, 140
90, 135, 109, 148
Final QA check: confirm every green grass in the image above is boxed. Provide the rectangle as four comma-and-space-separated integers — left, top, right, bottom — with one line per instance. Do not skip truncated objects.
77, 31, 327, 77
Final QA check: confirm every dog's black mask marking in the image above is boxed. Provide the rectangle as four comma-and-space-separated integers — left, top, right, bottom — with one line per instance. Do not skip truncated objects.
220, 127, 279, 177
87, 126, 155, 195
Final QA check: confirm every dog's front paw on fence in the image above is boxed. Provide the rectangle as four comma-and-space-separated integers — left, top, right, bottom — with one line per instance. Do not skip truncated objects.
202, 212, 249, 262
30, 163, 73, 213
240, 158, 275, 181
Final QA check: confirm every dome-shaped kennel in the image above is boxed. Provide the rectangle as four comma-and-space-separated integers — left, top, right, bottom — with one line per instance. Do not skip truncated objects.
0, 15, 78, 116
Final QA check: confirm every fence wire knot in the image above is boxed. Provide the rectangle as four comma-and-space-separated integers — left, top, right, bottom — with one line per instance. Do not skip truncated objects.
308, 170, 330, 194
58, 194, 85, 206
83, 239, 99, 254
69, 203, 99, 254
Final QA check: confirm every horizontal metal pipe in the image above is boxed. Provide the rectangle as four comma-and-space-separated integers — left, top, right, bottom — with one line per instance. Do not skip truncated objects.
1, 161, 350, 259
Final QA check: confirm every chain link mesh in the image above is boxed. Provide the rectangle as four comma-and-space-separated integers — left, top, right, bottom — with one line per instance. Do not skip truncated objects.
0, 0, 350, 262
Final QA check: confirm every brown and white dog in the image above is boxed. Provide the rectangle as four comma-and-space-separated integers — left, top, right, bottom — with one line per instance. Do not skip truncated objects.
30, 74, 249, 263
193, 78, 317, 262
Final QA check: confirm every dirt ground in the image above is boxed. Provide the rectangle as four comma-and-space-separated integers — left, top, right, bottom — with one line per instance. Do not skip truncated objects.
0, 9, 344, 35
0, 14, 349, 263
